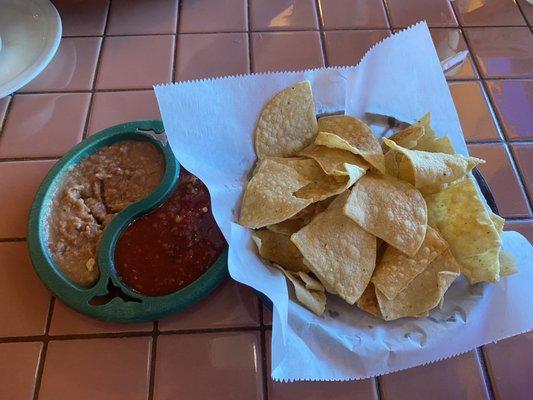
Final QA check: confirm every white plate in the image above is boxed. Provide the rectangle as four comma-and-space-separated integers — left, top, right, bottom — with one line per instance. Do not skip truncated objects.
0, 0, 62, 98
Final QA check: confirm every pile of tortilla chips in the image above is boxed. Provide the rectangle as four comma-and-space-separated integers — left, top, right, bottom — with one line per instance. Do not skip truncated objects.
239, 81, 517, 320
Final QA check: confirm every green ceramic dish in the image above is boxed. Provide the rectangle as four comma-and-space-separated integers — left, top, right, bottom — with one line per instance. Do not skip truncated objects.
27, 120, 228, 323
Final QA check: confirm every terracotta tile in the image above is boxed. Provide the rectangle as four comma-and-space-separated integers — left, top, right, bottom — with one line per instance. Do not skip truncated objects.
483, 332, 533, 400
250, 0, 318, 30
52, 0, 109, 36
486, 80, 533, 141
517, 0, 533, 24
179, 0, 247, 33
386, 0, 458, 28
453, 0, 526, 26
96, 35, 174, 90
318, 0, 388, 29
465, 27, 533, 78
265, 331, 377, 400
155, 332, 263, 400
159, 279, 259, 331
510, 143, 533, 200
39, 337, 151, 400
0, 93, 90, 158
429, 28, 478, 79
175, 33, 249, 81
107, 0, 178, 35
449, 81, 501, 142
380, 351, 489, 400
468, 143, 531, 218
504, 220, 533, 242
0, 342, 42, 400
251, 31, 324, 73
324, 30, 390, 67
0, 242, 51, 337
20, 38, 101, 92
0, 160, 56, 238
49, 300, 153, 335
87, 90, 160, 135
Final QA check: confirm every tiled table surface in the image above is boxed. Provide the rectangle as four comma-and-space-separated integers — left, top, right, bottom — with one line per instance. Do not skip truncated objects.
0, 0, 532, 399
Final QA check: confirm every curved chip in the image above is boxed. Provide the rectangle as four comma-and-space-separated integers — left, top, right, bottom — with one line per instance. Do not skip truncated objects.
425, 177, 501, 283
357, 283, 382, 318
291, 192, 377, 304
375, 250, 460, 321
252, 230, 309, 273
344, 174, 427, 257
387, 125, 425, 149
383, 138, 484, 193
239, 159, 311, 228
317, 115, 385, 173
372, 226, 448, 301
255, 81, 318, 159
298, 144, 370, 176
267, 218, 308, 236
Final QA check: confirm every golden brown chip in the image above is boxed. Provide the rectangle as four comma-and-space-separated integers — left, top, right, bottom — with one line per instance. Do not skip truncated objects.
291, 192, 377, 304
387, 125, 425, 149
239, 159, 312, 228
297, 271, 325, 291
411, 113, 437, 151
499, 251, 518, 277
267, 218, 308, 236
372, 226, 448, 301
316, 115, 385, 173
298, 144, 369, 176
383, 138, 484, 193
375, 250, 460, 321
255, 81, 318, 159
490, 212, 505, 234
425, 177, 501, 283
356, 283, 382, 318
252, 230, 309, 273
274, 265, 326, 316
344, 174, 427, 257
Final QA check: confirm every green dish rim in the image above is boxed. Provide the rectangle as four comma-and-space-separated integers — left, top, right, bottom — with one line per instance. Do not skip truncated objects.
27, 120, 228, 323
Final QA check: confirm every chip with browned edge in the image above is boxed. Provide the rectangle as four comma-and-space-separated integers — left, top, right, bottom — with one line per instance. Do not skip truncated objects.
344, 174, 427, 257
252, 230, 309, 273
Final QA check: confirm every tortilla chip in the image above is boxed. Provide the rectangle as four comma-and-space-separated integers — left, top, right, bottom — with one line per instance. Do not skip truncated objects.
372, 226, 448, 300
252, 230, 309, 273
344, 174, 427, 257
317, 115, 385, 173
376, 250, 460, 320
388, 125, 425, 149
411, 113, 436, 150
357, 283, 382, 318
255, 81, 318, 159
297, 271, 325, 291
420, 136, 456, 155
275, 265, 326, 315
425, 177, 501, 283
383, 138, 484, 193
298, 144, 369, 176
239, 159, 311, 228
384, 148, 401, 177
267, 218, 308, 235
489, 212, 505, 234
291, 192, 377, 304
500, 251, 518, 276
289, 158, 361, 202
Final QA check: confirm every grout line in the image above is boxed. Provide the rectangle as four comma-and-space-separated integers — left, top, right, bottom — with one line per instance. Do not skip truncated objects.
476, 348, 496, 400
0, 156, 60, 163
380, 0, 393, 29
81, 0, 113, 139
503, 216, 533, 222
458, 14, 533, 215
172, 0, 183, 82
257, 294, 269, 400
0, 95, 13, 137
0, 237, 26, 242
147, 321, 159, 400
31, 296, 55, 400
159, 326, 260, 336
314, 0, 329, 67
515, 0, 532, 28
375, 377, 384, 400
246, 0, 254, 73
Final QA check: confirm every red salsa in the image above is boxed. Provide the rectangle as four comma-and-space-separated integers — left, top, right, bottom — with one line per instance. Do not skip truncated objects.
114, 169, 226, 296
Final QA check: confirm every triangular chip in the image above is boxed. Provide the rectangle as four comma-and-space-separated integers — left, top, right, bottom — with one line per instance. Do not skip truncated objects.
387, 125, 425, 149
291, 192, 377, 304
297, 271, 325, 291
252, 229, 309, 273
372, 226, 448, 300
255, 81, 318, 159
383, 138, 484, 193
357, 283, 382, 318
267, 218, 308, 235
500, 251, 518, 277
344, 174, 427, 257
298, 144, 370, 176
411, 113, 437, 151
376, 250, 460, 321
317, 115, 385, 173
425, 177, 501, 283
274, 265, 326, 316
239, 159, 311, 228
